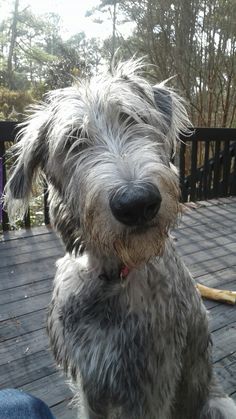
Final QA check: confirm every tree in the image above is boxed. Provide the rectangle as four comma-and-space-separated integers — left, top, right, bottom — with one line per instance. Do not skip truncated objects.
0, 4, 60, 90
7, 0, 19, 89
86, 0, 127, 64
44, 33, 103, 90
1, 3, 103, 95
117, 0, 236, 127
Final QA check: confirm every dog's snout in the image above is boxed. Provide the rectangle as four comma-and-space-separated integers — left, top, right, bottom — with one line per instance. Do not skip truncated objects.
110, 183, 162, 226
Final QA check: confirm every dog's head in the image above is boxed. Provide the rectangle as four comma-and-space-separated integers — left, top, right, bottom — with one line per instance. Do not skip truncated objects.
4, 59, 190, 267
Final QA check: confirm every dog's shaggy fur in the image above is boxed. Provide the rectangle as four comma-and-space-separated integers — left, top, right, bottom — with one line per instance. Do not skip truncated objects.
4, 59, 236, 419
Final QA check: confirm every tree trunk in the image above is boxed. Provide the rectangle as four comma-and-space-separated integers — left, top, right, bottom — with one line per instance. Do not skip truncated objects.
111, 0, 117, 62
7, 0, 19, 90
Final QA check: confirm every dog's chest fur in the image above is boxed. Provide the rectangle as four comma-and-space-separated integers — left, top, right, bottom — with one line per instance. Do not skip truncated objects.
48, 240, 201, 418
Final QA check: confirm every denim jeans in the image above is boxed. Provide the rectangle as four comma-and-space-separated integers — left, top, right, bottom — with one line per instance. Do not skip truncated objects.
0, 389, 56, 418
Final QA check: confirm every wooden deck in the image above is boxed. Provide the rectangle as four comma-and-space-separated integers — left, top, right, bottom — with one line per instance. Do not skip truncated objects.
0, 197, 236, 417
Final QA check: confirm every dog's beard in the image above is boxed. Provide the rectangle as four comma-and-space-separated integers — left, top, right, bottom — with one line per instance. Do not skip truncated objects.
113, 228, 167, 268
88, 238, 165, 269
85, 221, 172, 268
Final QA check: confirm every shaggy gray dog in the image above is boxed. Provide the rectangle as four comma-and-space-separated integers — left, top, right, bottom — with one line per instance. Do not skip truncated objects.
4, 59, 236, 419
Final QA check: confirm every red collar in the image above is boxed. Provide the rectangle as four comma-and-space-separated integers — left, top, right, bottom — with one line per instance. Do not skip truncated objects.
120, 265, 130, 280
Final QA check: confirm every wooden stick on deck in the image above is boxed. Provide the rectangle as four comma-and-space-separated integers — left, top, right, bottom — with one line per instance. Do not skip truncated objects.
196, 283, 236, 305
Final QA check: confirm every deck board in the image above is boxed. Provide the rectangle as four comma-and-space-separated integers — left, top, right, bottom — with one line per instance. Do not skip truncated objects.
0, 197, 236, 417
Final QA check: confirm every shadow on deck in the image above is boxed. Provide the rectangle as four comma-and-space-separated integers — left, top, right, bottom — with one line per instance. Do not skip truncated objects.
0, 197, 236, 418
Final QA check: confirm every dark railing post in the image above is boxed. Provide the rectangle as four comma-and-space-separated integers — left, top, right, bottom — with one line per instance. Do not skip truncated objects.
232, 142, 236, 196
0, 140, 9, 230
203, 141, 210, 199
179, 141, 187, 201
190, 136, 198, 201
0, 155, 3, 225
213, 139, 221, 197
24, 209, 31, 228
222, 139, 230, 197
44, 182, 50, 225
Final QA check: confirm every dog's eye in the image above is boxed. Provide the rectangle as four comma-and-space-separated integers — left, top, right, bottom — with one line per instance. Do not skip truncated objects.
65, 129, 88, 153
66, 139, 87, 154
119, 112, 148, 126
119, 112, 137, 127
170, 147, 175, 164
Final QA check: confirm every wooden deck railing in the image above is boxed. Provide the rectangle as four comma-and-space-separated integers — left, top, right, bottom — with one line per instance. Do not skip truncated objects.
0, 121, 236, 230
179, 128, 236, 202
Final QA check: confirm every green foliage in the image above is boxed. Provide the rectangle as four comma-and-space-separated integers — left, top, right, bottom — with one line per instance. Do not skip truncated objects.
30, 82, 48, 101
0, 2, 103, 94
44, 45, 83, 90
116, 0, 236, 127
0, 86, 33, 120
0, 0, 235, 127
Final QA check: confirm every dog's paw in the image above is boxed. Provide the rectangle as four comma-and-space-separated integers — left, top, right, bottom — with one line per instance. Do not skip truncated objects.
200, 397, 236, 419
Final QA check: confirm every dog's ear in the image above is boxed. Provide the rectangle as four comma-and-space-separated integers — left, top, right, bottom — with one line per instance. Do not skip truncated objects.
153, 87, 172, 131
4, 105, 49, 223
153, 85, 190, 160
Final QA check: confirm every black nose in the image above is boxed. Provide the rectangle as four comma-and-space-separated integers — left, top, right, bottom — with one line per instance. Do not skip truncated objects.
110, 183, 162, 226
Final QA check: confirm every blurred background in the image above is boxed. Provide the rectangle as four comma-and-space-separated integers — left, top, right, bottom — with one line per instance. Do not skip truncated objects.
0, 0, 235, 127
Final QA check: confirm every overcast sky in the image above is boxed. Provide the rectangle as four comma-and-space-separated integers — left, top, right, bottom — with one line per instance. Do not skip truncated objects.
1, 0, 133, 40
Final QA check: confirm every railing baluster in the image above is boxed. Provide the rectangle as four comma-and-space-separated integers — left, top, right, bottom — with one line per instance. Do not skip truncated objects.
208, 160, 214, 199
213, 139, 221, 198
203, 141, 210, 199
44, 182, 50, 225
190, 137, 198, 201
0, 141, 9, 231
232, 143, 236, 196
24, 209, 31, 228
222, 139, 230, 197
179, 141, 187, 201
198, 168, 204, 200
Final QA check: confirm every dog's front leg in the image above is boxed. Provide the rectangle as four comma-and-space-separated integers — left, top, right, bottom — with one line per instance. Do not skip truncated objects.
80, 390, 110, 419
170, 288, 213, 419
47, 254, 110, 419
80, 395, 106, 419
